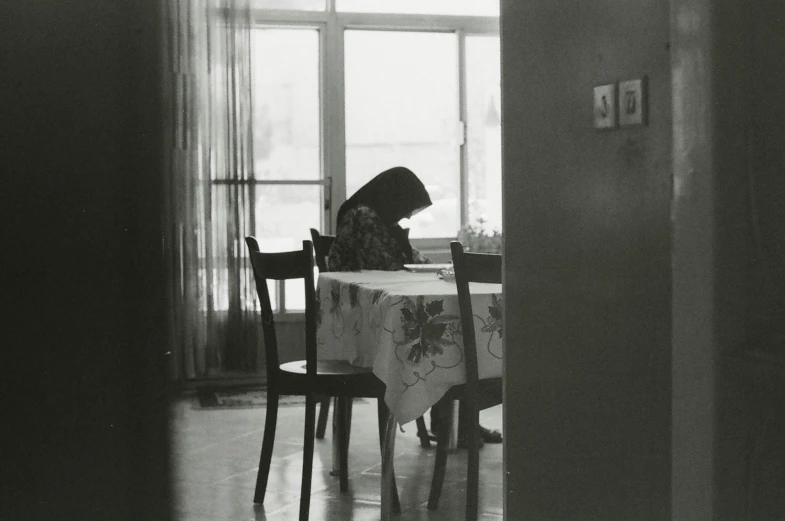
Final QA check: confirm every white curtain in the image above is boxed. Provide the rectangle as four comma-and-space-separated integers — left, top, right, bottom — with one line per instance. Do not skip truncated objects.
164, 0, 262, 379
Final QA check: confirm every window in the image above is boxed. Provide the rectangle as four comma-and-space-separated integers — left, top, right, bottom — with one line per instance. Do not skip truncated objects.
221, 2, 499, 312
345, 30, 460, 238
465, 34, 502, 230
250, 27, 322, 311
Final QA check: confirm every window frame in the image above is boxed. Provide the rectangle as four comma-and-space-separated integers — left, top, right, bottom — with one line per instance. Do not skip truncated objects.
229, 3, 499, 314
248, 4, 499, 241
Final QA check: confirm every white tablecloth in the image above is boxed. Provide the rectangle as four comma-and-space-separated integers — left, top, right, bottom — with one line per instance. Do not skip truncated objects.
316, 270, 503, 425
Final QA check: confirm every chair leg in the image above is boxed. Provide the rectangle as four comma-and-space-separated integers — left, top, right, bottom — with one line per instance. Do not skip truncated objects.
299, 393, 317, 521
465, 403, 480, 521
254, 391, 279, 504
427, 399, 452, 510
377, 399, 401, 515
415, 416, 431, 448
346, 398, 353, 454
315, 395, 331, 439
336, 397, 350, 492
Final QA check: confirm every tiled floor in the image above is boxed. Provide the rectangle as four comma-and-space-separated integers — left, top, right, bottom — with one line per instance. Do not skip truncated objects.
171, 395, 504, 520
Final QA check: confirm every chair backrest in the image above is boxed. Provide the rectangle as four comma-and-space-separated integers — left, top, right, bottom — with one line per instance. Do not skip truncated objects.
246, 237, 317, 379
450, 241, 502, 386
309, 228, 336, 272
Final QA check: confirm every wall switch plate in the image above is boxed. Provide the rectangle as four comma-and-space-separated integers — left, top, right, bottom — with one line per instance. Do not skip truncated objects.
619, 77, 647, 126
593, 83, 617, 130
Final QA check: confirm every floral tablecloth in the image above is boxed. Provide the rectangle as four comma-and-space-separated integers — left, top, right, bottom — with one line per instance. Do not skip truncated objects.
316, 270, 503, 425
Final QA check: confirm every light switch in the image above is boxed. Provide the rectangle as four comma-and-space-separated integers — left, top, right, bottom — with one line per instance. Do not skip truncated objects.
593, 83, 617, 130
619, 77, 647, 126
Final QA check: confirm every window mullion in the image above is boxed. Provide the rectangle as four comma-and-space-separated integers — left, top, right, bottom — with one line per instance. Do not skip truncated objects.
324, 0, 338, 234
336, 12, 499, 33
324, 11, 346, 234
279, 279, 287, 313
458, 29, 468, 230
250, 9, 328, 24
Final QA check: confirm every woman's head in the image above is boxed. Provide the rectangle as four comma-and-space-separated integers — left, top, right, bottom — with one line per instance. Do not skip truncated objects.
338, 166, 432, 226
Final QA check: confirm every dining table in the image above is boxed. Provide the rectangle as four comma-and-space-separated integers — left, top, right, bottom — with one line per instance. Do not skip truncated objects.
315, 268, 503, 519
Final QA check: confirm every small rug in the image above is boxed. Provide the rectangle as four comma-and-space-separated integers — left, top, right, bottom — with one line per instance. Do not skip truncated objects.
194, 387, 368, 409
195, 387, 304, 409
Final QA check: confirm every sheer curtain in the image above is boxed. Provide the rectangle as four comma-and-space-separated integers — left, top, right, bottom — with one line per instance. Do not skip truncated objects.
165, 0, 261, 380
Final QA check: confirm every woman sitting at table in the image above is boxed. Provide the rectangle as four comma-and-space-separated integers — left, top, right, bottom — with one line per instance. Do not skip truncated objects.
328, 166, 431, 272
328, 166, 502, 446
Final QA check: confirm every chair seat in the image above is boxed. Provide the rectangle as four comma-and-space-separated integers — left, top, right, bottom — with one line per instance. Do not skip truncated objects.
280, 359, 373, 376
441, 377, 503, 411
277, 359, 386, 398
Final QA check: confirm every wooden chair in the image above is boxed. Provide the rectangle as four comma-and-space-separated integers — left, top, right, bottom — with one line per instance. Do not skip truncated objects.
246, 238, 399, 520
309, 227, 434, 448
427, 241, 503, 521
309, 228, 334, 273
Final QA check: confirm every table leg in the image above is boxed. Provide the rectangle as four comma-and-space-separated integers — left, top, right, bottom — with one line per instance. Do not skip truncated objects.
377, 400, 401, 515
330, 397, 340, 476
380, 409, 397, 521
449, 399, 460, 451
432, 399, 460, 452
331, 397, 352, 485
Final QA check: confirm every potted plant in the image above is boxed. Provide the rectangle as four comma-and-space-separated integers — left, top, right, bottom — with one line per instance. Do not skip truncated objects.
457, 217, 502, 254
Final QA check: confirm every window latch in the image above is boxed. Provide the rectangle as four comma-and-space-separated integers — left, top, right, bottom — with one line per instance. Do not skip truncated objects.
324, 177, 332, 212
457, 120, 466, 146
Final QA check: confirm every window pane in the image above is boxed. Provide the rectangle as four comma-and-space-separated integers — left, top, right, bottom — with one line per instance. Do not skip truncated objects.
337, 0, 498, 16
253, 184, 322, 310
251, 28, 320, 180
253, 184, 322, 250
466, 35, 501, 233
208, 184, 282, 312
345, 31, 460, 238
251, 0, 326, 11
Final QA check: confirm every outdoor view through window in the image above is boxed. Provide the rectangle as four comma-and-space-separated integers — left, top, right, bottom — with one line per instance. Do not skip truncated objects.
223, 4, 500, 310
